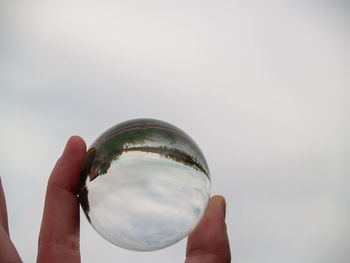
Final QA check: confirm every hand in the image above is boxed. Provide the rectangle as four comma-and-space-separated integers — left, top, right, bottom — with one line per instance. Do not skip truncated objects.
0, 136, 231, 262
0, 178, 22, 262
186, 196, 231, 263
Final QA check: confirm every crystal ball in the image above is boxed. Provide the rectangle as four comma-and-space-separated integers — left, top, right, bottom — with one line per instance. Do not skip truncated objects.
78, 119, 211, 251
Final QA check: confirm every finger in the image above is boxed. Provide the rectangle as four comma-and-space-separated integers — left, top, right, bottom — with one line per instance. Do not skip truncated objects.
37, 136, 86, 263
0, 226, 22, 263
186, 195, 231, 263
0, 178, 22, 262
0, 177, 9, 234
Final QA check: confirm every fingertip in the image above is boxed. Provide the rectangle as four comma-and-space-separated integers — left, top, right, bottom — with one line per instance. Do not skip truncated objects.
62, 136, 87, 157
66, 135, 86, 150
69, 135, 85, 144
49, 135, 87, 193
207, 195, 226, 220
211, 195, 226, 205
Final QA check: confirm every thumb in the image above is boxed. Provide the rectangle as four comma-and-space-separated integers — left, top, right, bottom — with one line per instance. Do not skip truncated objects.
185, 195, 231, 263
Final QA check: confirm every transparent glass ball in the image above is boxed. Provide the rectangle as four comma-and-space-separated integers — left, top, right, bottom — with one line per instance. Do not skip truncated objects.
78, 119, 211, 251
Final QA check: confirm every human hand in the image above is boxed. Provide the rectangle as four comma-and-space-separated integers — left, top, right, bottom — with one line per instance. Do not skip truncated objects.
186, 195, 231, 263
0, 178, 22, 262
0, 136, 86, 263
1, 136, 231, 262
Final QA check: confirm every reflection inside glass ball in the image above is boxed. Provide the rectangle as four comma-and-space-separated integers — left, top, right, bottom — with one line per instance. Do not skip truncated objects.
78, 119, 211, 251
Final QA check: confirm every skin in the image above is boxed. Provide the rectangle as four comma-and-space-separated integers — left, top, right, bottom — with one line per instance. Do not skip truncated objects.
0, 136, 231, 263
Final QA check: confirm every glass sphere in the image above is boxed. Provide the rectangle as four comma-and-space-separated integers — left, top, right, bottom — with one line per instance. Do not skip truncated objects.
78, 119, 211, 251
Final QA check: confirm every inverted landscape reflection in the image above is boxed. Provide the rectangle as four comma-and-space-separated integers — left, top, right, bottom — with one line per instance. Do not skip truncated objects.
78, 119, 211, 251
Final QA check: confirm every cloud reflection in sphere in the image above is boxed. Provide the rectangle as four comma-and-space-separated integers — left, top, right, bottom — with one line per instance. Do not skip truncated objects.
78, 119, 211, 251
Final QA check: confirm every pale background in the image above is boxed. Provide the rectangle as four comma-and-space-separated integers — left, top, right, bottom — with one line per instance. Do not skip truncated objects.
1, 0, 349, 262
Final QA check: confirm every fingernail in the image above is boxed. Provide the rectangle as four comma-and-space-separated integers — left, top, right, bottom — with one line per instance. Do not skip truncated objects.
219, 196, 226, 219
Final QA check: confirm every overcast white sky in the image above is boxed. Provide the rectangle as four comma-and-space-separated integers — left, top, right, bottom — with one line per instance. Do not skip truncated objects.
0, 0, 349, 262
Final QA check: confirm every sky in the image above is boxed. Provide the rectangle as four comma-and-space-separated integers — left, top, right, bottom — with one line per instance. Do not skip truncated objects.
0, 0, 349, 262
86, 152, 210, 251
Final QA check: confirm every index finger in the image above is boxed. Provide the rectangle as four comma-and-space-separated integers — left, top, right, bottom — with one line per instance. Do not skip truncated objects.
37, 136, 86, 263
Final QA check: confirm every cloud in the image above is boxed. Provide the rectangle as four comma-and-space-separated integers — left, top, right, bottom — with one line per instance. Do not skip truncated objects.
86, 152, 210, 251
0, 0, 349, 262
